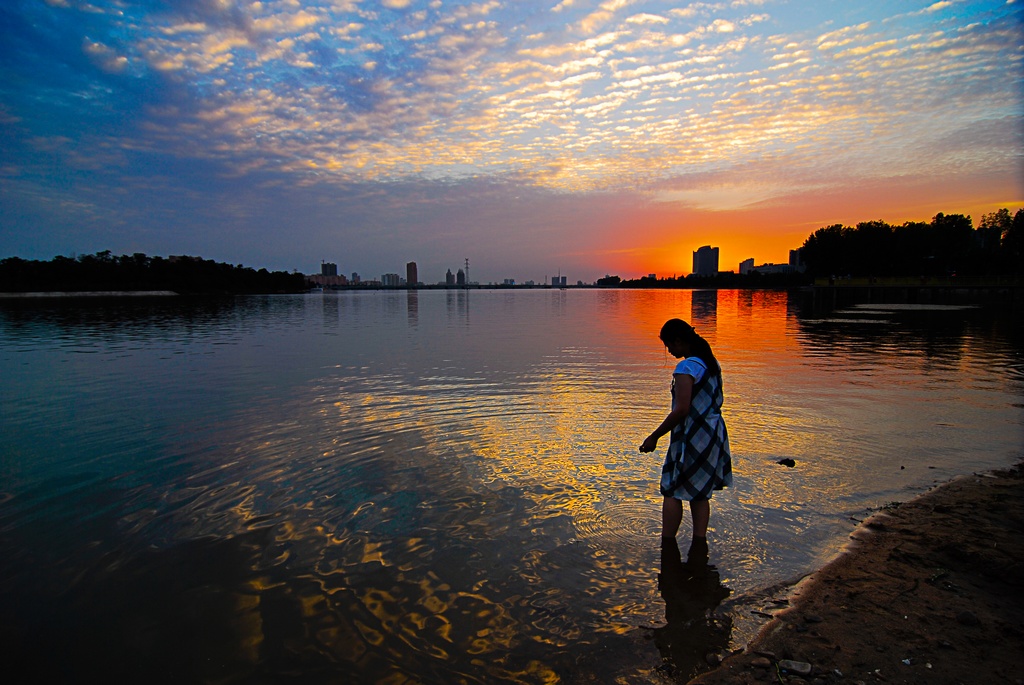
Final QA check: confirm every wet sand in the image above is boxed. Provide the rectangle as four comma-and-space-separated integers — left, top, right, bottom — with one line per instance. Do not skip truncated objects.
685, 462, 1024, 685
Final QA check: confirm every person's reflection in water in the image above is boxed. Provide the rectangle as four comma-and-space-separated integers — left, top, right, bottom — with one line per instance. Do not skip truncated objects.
652, 537, 732, 680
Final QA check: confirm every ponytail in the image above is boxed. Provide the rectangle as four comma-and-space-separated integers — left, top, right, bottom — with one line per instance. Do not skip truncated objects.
659, 318, 720, 374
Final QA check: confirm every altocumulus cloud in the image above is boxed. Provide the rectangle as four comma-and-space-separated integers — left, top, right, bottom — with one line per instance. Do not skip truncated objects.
0, 0, 1020, 281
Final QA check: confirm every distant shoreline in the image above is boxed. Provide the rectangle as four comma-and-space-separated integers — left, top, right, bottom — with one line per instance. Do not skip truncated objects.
1, 279, 1020, 300
0, 291, 179, 298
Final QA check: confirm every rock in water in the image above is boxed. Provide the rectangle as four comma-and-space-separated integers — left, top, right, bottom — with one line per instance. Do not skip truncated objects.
778, 660, 812, 676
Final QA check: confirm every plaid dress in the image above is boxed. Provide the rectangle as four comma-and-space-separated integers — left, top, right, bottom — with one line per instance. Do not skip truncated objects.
660, 357, 732, 500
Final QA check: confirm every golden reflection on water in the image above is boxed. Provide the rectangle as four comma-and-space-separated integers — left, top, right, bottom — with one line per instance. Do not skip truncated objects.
168, 290, 1017, 681
165, 291, 722, 681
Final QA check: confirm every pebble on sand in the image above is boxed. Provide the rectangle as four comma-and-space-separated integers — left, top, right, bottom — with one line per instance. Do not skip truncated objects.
778, 659, 813, 676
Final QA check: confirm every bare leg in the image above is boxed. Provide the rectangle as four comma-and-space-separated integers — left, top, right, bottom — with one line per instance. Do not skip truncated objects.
662, 496, 683, 537
689, 498, 710, 538
687, 498, 710, 565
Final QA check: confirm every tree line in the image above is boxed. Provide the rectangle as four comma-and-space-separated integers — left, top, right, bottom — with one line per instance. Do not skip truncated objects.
799, 208, 1023, 279
2, 208, 1021, 293
0, 251, 308, 294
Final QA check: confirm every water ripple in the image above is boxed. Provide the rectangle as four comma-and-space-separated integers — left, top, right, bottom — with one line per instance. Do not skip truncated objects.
2, 290, 1021, 683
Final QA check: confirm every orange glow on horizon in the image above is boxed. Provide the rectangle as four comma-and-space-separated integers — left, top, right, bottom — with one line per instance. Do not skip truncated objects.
585, 171, 1023, 279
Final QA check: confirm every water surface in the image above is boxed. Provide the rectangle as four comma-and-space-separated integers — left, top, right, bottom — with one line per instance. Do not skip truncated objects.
1, 289, 1021, 683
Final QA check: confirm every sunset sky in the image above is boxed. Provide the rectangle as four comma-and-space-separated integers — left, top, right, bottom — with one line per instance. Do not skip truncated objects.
1, 0, 1021, 283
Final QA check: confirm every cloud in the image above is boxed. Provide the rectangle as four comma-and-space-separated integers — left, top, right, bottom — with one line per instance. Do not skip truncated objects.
105, 0, 1015, 202
1, 0, 1020, 278
252, 9, 321, 34
160, 22, 209, 36
626, 13, 670, 25
578, 0, 641, 34
83, 39, 129, 73
447, 1, 503, 20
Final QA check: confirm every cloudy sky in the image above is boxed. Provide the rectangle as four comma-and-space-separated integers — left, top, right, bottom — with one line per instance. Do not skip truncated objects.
1, 0, 1021, 283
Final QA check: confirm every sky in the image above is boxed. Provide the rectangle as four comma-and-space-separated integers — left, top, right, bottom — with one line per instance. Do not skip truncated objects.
1, 0, 1021, 284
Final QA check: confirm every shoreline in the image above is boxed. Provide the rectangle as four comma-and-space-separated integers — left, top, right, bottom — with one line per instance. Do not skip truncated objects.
685, 462, 1024, 685
0, 291, 179, 298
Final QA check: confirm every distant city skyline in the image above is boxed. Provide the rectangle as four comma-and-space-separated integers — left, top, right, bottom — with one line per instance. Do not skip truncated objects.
309, 239, 808, 284
1, 1, 1019, 282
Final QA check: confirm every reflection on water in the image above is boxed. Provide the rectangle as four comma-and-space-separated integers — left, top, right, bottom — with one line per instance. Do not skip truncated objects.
1, 290, 1021, 683
652, 538, 731, 682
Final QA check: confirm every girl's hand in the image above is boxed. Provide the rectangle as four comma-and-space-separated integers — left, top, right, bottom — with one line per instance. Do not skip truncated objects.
639, 435, 658, 453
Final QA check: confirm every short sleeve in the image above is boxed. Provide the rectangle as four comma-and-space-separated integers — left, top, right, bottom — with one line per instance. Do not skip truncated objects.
673, 357, 707, 383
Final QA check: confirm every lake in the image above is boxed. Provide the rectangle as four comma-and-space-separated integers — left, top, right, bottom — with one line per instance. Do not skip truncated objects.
1, 288, 1021, 683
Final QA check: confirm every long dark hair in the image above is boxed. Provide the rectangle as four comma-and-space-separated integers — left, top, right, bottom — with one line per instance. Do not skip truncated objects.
659, 318, 721, 374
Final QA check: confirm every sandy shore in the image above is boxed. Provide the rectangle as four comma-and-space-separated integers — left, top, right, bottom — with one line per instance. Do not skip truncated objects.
683, 462, 1024, 685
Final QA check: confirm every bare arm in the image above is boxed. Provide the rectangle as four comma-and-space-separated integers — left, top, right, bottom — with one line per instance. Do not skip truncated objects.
639, 373, 693, 453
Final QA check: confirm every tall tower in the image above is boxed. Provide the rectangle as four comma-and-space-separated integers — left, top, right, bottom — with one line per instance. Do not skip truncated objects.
464, 258, 469, 288
406, 261, 418, 287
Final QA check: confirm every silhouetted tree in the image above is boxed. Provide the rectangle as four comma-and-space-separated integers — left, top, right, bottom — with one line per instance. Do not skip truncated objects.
849, 220, 894, 276
891, 221, 929, 276
800, 209, 1020, 279
1002, 208, 1024, 274
0, 252, 307, 294
800, 224, 850, 277
928, 213, 974, 276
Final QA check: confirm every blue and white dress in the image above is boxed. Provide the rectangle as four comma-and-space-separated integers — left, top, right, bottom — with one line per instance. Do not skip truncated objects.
660, 357, 733, 500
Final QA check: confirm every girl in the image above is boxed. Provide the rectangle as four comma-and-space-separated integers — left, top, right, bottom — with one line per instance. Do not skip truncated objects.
640, 318, 732, 562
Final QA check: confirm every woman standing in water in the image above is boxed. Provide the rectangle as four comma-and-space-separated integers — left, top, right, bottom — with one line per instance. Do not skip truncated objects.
640, 318, 732, 563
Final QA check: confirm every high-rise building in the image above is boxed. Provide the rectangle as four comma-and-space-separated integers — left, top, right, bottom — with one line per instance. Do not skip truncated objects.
406, 261, 418, 287
456, 269, 466, 286
789, 248, 805, 272
446, 269, 455, 286
739, 258, 754, 275
692, 245, 720, 276
309, 263, 347, 287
